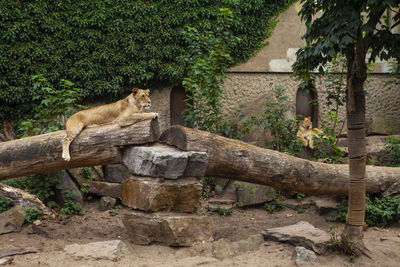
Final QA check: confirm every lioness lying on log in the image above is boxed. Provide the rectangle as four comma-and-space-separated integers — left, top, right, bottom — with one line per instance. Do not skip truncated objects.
62, 88, 158, 161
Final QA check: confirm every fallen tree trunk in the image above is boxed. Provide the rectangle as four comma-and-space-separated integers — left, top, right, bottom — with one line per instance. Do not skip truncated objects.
0, 119, 159, 180
160, 125, 400, 195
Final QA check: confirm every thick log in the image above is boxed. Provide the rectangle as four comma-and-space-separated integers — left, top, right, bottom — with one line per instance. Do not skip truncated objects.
0, 118, 160, 180
160, 125, 400, 195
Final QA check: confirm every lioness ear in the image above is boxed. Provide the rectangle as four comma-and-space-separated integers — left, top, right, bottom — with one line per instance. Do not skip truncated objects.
145, 89, 150, 94
132, 88, 139, 96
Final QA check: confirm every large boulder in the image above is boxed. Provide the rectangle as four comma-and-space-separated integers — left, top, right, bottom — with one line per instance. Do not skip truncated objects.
122, 176, 202, 212
122, 211, 212, 246
0, 206, 26, 234
122, 144, 208, 179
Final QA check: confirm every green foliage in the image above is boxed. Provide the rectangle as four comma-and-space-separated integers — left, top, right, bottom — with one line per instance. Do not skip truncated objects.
181, 8, 238, 133
0, 0, 295, 122
293, 1, 400, 77
26, 174, 60, 203
329, 195, 400, 227
311, 56, 346, 163
249, 86, 303, 155
328, 225, 361, 259
0, 195, 13, 213
312, 111, 345, 163
2, 176, 30, 190
264, 198, 285, 213
216, 206, 232, 216
109, 205, 122, 217
383, 136, 400, 167
80, 167, 93, 181
60, 190, 84, 217
365, 194, 400, 228
17, 75, 86, 137
3, 174, 60, 203
24, 207, 42, 224
296, 192, 306, 202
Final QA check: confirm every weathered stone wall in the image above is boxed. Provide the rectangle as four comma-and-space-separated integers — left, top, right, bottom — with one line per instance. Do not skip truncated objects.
221, 72, 400, 135
149, 73, 399, 135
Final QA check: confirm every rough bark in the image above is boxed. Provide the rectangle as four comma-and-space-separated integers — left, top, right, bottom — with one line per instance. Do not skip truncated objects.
160, 125, 400, 196
0, 118, 160, 180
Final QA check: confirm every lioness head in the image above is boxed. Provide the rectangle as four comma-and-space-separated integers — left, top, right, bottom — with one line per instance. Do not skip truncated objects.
132, 88, 151, 110
301, 116, 312, 129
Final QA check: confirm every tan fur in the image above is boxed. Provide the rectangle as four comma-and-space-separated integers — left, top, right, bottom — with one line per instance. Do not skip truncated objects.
61, 88, 158, 161
296, 117, 323, 149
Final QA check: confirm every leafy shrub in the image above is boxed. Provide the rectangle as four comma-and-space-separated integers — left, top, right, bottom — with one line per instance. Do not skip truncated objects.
24, 207, 43, 224
216, 206, 232, 216
17, 75, 87, 137
109, 205, 122, 217
3, 174, 60, 204
0, 195, 13, 213
60, 190, 85, 217
0, 0, 295, 122
249, 86, 303, 155
383, 136, 400, 167
264, 198, 285, 213
329, 195, 400, 227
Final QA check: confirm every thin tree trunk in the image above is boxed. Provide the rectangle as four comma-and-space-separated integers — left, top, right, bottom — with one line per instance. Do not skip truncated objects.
345, 39, 368, 243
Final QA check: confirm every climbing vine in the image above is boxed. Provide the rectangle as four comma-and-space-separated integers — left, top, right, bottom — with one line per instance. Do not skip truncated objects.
0, 0, 295, 122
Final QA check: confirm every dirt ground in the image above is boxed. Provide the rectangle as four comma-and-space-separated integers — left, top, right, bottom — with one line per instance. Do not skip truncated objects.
1, 200, 399, 267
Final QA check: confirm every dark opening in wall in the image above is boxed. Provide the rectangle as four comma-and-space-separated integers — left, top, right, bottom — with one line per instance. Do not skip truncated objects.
170, 86, 191, 126
296, 86, 318, 127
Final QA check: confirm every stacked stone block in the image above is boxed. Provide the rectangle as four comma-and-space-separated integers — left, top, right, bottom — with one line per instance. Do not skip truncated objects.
120, 144, 212, 246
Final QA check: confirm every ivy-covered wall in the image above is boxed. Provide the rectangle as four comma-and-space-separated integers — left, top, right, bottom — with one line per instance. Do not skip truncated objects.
0, 0, 294, 121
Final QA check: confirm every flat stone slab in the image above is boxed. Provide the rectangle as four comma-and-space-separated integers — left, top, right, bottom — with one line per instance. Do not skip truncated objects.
122, 211, 212, 246
122, 176, 202, 212
64, 240, 128, 261
312, 196, 340, 215
261, 221, 331, 254
122, 144, 208, 179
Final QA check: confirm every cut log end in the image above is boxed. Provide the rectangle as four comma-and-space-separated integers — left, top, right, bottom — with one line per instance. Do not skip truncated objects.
160, 125, 188, 150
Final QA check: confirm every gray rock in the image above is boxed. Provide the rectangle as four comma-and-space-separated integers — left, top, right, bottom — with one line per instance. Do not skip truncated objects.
294, 246, 318, 265
53, 171, 83, 206
212, 234, 264, 259
122, 144, 208, 179
0, 206, 26, 234
103, 164, 131, 183
261, 221, 331, 254
232, 181, 276, 206
184, 152, 208, 177
122, 176, 202, 212
64, 240, 128, 261
122, 210, 212, 246
313, 196, 340, 215
99, 196, 117, 211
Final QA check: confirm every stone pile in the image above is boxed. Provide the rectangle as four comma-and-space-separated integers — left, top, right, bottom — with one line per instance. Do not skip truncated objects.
120, 144, 213, 246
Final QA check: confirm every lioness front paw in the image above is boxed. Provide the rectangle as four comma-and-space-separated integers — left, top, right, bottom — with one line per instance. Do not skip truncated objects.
62, 152, 71, 161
